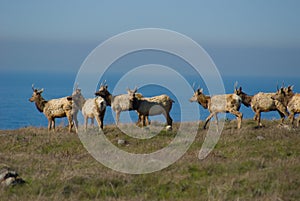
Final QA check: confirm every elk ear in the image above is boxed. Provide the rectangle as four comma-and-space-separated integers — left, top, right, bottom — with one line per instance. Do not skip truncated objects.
133, 86, 138, 93
199, 88, 203, 93
38, 88, 44, 93
289, 85, 294, 91
32, 84, 35, 91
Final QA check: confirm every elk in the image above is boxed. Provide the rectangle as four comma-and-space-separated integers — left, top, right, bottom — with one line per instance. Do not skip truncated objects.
189, 87, 243, 129
250, 87, 288, 127
94, 84, 147, 125
127, 87, 174, 129
72, 87, 106, 131
272, 86, 300, 127
72, 87, 86, 128
29, 85, 76, 133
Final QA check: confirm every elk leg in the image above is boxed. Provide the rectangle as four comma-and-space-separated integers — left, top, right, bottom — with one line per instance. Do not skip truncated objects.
52, 119, 56, 131
162, 111, 173, 127
47, 118, 52, 131
136, 113, 142, 126
253, 111, 258, 121
100, 110, 105, 130
278, 111, 286, 124
203, 112, 215, 129
90, 118, 94, 127
95, 115, 102, 132
84, 116, 88, 131
230, 110, 243, 129
142, 115, 146, 127
166, 113, 173, 127
256, 112, 262, 127
214, 113, 219, 127
67, 114, 73, 133
115, 111, 120, 125
145, 116, 150, 126
288, 112, 295, 126
73, 111, 78, 130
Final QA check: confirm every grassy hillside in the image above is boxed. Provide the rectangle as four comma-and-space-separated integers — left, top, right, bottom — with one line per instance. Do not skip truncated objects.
0, 120, 299, 201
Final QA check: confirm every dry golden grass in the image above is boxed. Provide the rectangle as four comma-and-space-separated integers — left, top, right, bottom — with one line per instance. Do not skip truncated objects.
0, 119, 299, 201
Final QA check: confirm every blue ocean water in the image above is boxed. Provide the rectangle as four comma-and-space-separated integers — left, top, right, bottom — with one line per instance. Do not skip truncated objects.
0, 71, 299, 130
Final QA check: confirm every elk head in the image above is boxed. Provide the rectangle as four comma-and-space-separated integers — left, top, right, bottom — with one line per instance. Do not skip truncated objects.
29, 84, 44, 102
127, 87, 139, 110
189, 88, 209, 109
234, 83, 252, 107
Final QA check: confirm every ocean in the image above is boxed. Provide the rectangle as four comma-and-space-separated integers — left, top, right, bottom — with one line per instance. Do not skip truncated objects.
0, 71, 299, 130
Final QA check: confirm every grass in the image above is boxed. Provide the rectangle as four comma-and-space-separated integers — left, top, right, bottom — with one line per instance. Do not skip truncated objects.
0, 119, 299, 201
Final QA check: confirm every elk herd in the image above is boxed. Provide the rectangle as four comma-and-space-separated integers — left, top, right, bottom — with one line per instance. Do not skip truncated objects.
29, 81, 300, 133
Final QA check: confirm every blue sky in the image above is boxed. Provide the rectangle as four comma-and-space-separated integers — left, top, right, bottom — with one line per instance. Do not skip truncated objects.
1, 0, 300, 76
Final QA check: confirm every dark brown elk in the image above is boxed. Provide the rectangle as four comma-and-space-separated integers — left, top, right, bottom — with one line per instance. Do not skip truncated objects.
29, 85, 76, 132
128, 87, 174, 129
189, 88, 243, 129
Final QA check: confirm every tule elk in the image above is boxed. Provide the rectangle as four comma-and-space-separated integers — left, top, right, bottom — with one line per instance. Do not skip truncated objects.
250, 87, 288, 127
127, 87, 174, 129
272, 86, 300, 127
72, 86, 106, 131
94, 83, 147, 125
29, 85, 76, 133
189, 87, 243, 129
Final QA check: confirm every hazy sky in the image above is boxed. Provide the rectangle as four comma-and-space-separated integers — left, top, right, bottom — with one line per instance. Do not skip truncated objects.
1, 0, 300, 76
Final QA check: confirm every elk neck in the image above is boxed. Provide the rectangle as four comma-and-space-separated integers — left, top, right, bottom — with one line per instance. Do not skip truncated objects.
198, 95, 210, 109
34, 96, 47, 113
74, 96, 86, 110
105, 94, 112, 106
241, 94, 253, 107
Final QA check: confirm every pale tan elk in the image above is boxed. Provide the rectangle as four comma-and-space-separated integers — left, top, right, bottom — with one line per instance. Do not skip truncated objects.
234, 83, 290, 127
72, 87, 106, 131
189, 87, 243, 129
29, 85, 76, 133
272, 86, 300, 127
94, 84, 147, 125
72, 87, 86, 128
250, 88, 288, 127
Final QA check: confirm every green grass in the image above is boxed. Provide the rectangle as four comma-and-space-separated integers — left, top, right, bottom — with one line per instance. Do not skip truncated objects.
0, 119, 300, 201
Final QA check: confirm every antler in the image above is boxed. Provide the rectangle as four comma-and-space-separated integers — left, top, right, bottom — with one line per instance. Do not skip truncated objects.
102, 80, 107, 86
75, 83, 79, 90
234, 81, 238, 91
192, 82, 196, 92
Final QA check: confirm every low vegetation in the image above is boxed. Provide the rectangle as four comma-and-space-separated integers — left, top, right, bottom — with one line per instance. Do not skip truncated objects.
0, 120, 299, 201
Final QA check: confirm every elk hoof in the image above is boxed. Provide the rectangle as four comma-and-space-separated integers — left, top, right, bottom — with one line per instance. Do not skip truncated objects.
166, 125, 172, 131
